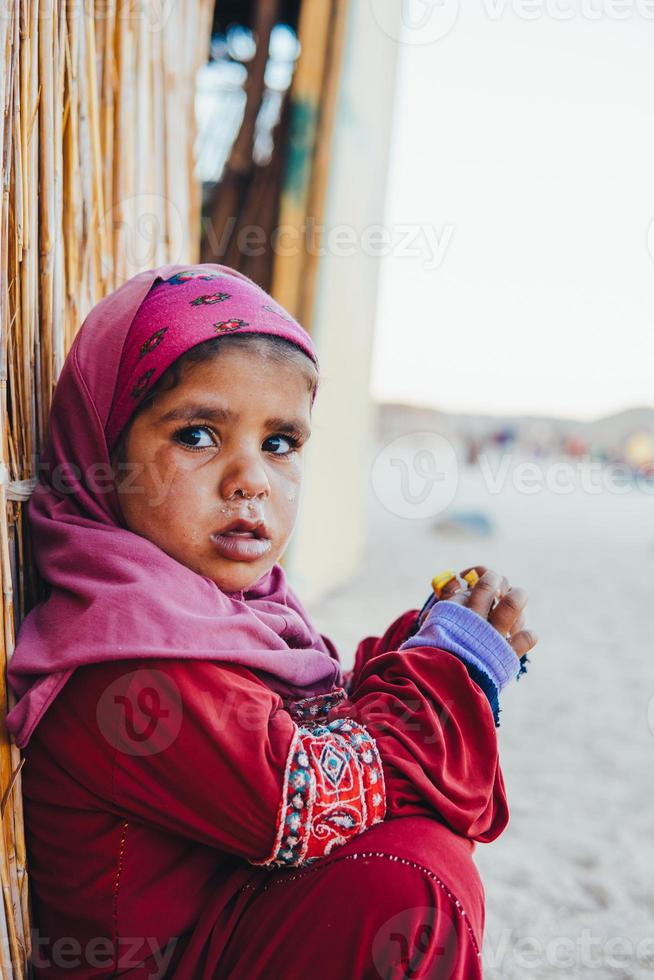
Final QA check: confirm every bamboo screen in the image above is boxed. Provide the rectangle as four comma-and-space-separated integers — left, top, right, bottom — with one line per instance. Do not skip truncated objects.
0, 1, 213, 974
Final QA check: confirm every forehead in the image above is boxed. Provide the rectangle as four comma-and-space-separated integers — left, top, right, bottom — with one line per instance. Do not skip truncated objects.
180, 346, 312, 398
154, 348, 312, 434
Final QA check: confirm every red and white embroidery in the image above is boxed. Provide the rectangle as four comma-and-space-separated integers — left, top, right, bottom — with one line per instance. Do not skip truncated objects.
253, 715, 386, 868
284, 687, 348, 725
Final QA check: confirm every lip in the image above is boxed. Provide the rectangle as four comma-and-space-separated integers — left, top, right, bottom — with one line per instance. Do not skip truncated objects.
209, 519, 272, 563
216, 517, 269, 535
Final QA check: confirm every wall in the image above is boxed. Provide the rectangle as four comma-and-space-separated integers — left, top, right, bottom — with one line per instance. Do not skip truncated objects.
286, 0, 402, 604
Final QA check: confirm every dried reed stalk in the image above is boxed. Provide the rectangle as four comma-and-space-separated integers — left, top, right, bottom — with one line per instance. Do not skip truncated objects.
0, 2, 213, 975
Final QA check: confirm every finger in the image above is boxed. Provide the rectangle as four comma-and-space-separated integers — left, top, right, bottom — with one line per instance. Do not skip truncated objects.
432, 570, 458, 598
489, 587, 528, 636
440, 577, 464, 600
510, 612, 526, 635
509, 629, 538, 657
466, 571, 503, 618
461, 567, 510, 599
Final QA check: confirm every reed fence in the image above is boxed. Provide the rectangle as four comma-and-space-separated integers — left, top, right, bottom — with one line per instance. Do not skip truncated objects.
0, 2, 214, 973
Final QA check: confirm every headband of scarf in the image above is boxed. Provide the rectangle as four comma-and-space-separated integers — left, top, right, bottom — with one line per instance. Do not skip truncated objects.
5, 263, 340, 749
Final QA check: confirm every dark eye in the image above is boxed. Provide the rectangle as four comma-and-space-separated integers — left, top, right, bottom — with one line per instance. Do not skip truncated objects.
264, 434, 298, 456
175, 425, 216, 450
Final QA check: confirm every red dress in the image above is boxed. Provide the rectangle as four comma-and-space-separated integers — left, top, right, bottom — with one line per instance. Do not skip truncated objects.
20, 609, 509, 979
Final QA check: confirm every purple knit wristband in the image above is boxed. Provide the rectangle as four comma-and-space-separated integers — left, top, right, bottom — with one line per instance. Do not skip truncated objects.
399, 599, 521, 693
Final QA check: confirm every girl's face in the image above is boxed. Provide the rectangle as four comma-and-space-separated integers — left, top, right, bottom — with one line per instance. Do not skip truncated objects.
112, 347, 312, 594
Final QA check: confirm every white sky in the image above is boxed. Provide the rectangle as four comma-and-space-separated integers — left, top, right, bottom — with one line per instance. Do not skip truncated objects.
370, 3, 654, 420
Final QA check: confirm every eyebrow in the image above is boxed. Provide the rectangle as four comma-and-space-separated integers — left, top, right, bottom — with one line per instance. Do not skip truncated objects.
157, 402, 311, 440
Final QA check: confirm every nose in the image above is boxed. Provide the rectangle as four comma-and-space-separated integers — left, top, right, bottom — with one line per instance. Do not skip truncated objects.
219, 446, 271, 502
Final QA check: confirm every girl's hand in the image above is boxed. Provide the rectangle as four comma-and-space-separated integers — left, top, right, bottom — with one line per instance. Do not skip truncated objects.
440, 565, 538, 659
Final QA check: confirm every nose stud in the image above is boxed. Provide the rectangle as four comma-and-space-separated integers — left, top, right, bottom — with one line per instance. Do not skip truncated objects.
219, 488, 264, 519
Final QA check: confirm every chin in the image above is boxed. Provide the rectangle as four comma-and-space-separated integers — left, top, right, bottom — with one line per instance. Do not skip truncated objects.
210, 558, 276, 595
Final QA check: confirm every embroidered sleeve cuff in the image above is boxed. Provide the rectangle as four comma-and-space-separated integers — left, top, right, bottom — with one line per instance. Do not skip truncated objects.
251, 712, 386, 868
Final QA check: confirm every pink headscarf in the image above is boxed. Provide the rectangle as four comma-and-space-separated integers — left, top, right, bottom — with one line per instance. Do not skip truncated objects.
5, 263, 341, 748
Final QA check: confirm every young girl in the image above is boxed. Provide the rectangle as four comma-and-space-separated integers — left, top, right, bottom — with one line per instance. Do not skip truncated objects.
5, 263, 536, 979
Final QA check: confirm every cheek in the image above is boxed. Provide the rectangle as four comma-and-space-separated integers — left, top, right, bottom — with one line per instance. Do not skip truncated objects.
273, 464, 302, 519
123, 447, 195, 518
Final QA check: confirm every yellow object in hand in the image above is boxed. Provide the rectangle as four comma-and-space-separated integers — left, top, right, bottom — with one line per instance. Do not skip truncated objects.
431, 570, 457, 597
431, 568, 480, 598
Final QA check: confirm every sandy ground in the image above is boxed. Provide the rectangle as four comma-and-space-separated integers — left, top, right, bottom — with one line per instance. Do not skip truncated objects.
305, 439, 654, 979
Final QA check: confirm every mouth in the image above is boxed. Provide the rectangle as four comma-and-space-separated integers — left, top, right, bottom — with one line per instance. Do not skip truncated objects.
209, 518, 272, 563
